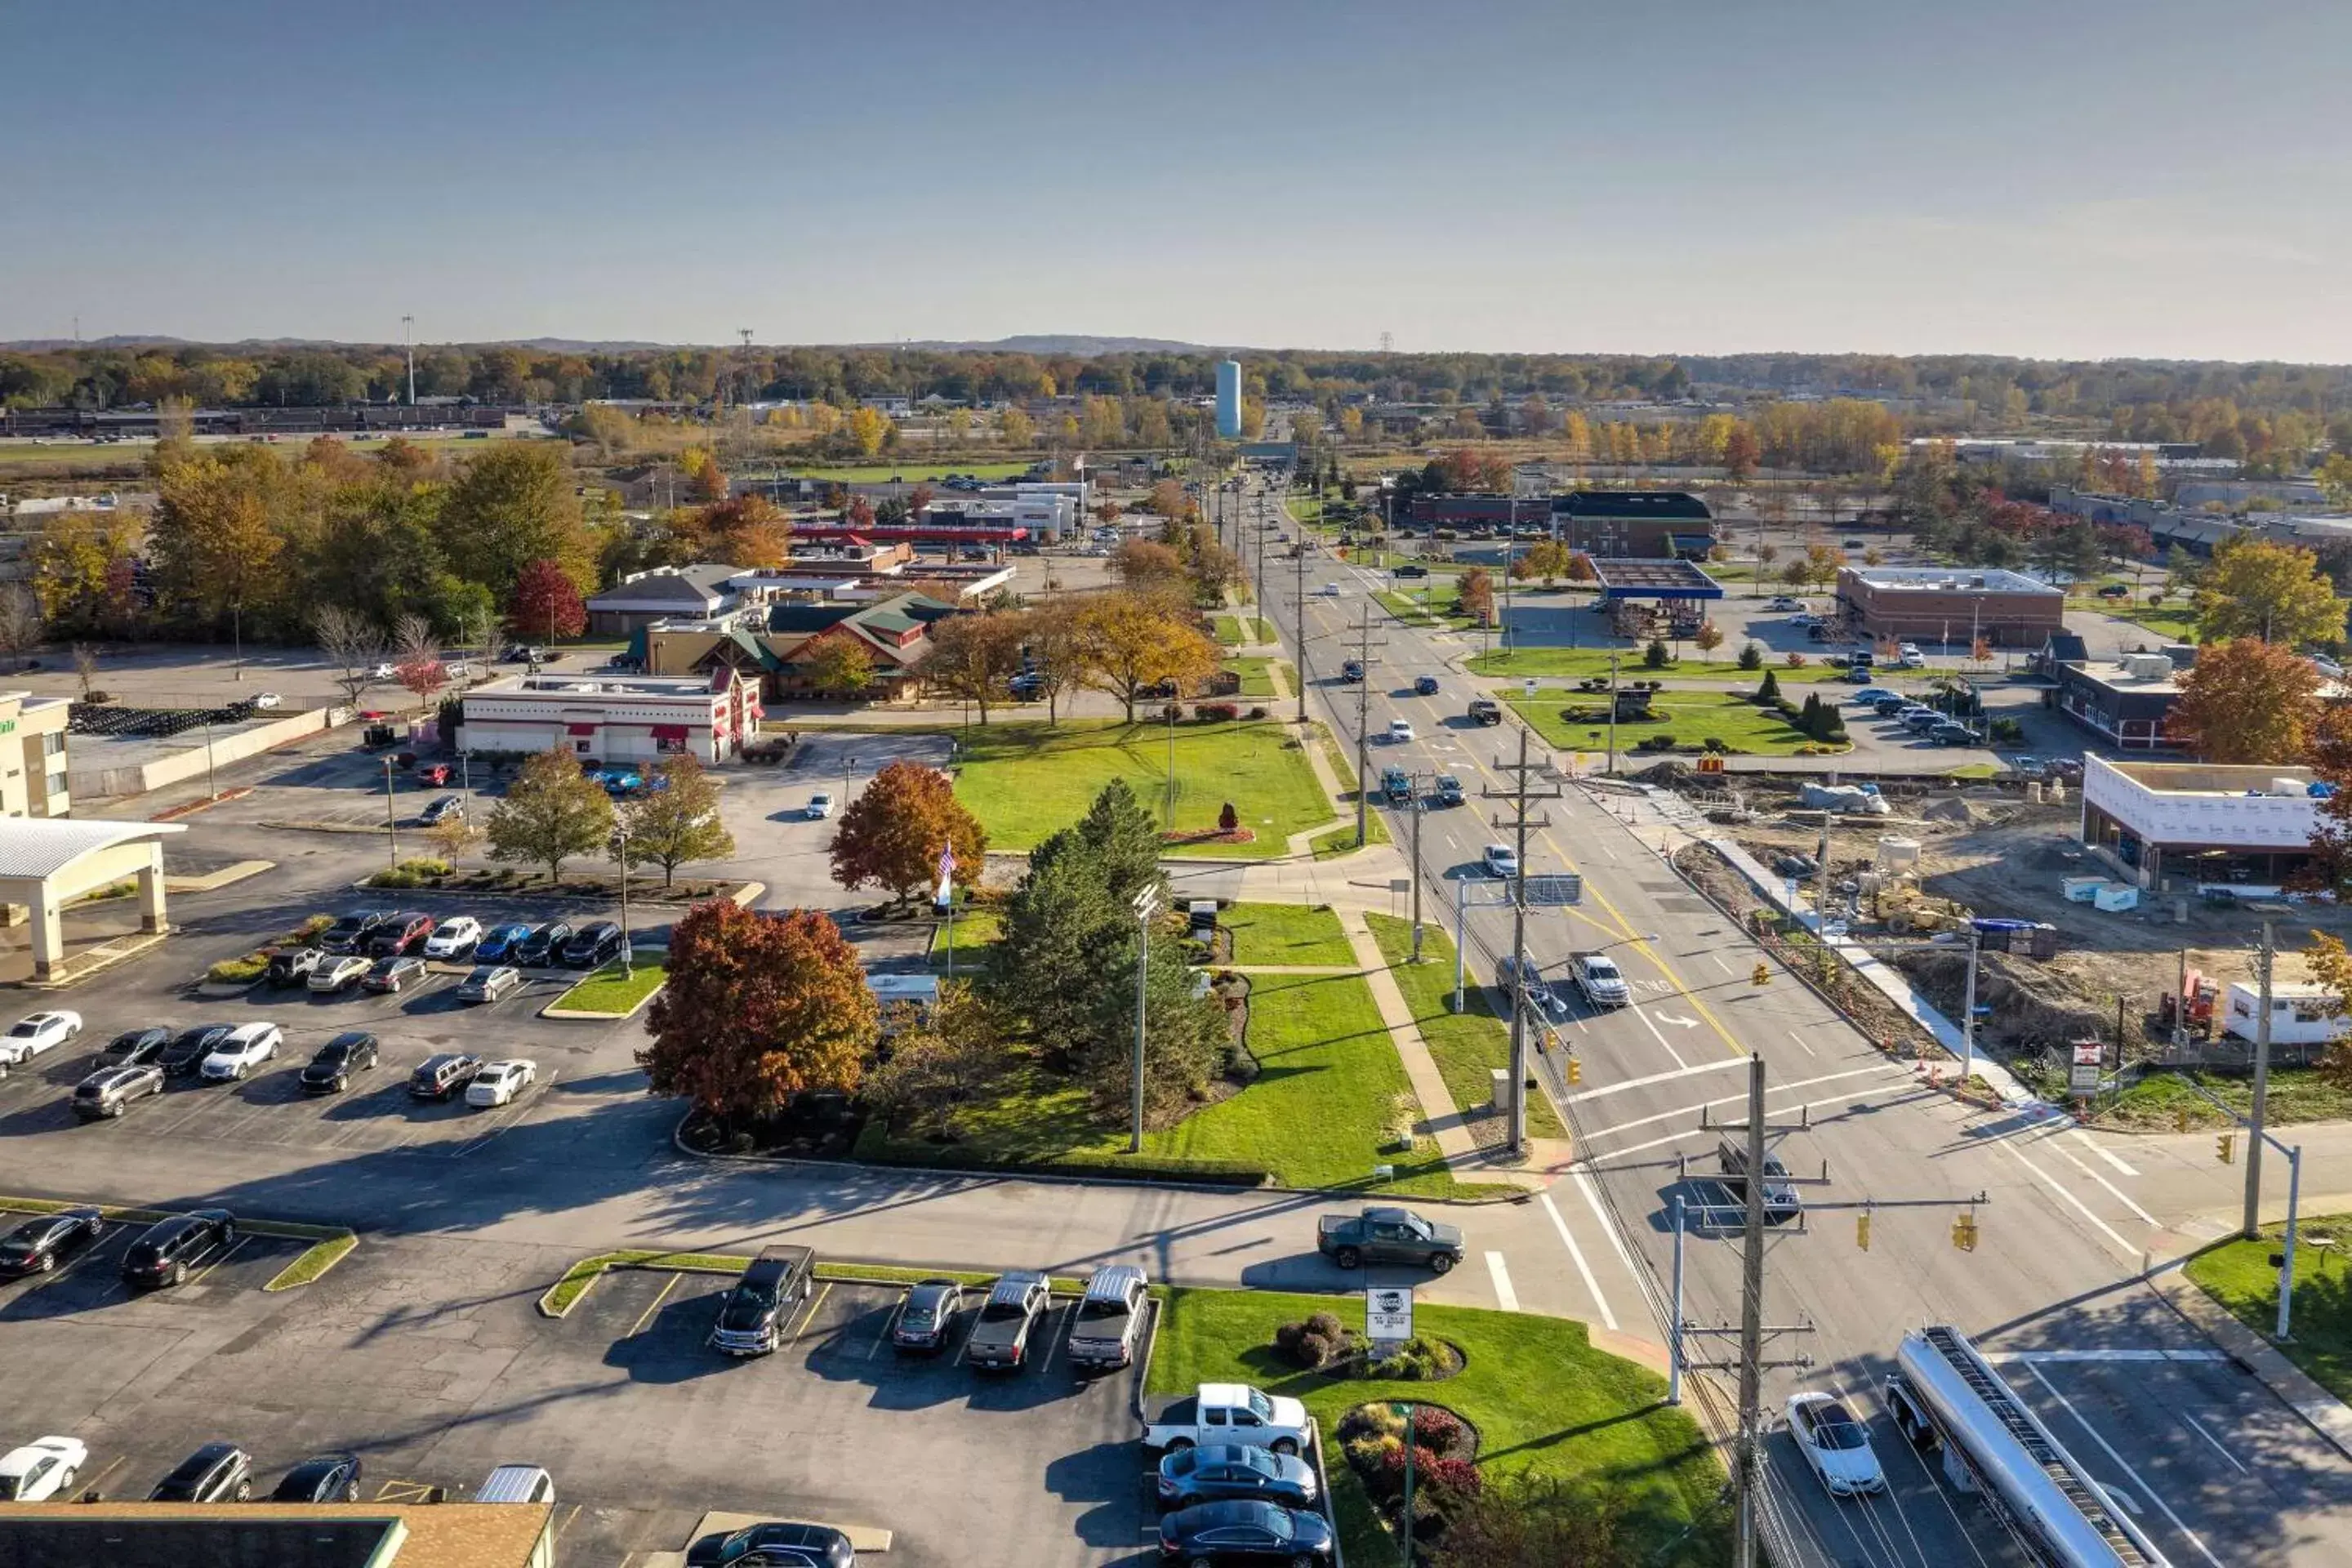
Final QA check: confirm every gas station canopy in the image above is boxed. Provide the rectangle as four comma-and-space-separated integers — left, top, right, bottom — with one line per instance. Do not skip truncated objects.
1586, 559, 1724, 600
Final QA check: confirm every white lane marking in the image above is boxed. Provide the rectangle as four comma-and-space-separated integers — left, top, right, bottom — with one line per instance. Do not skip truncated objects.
1983, 1349, 2230, 1364
1632, 1006, 1690, 1070
1572, 1168, 1643, 1284
2180, 1411, 2248, 1475
1567, 1055, 1744, 1104
1599, 1082, 1916, 1161
1484, 1251, 1520, 1312
2037, 1129, 2159, 1227
1539, 1192, 1617, 1332
1580, 1066, 1904, 1144
1788, 1028, 1816, 1058
2023, 1363, 2228, 1568
2071, 1126, 2139, 1177
1998, 1139, 2139, 1260
1711, 951, 1734, 977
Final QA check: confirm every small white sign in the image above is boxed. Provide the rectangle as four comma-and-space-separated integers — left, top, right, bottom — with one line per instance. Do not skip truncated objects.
2072, 1041, 2105, 1067
1366, 1285, 1414, 1343
2069, 1062, 2102, 1094
1522, 678, 1539, 699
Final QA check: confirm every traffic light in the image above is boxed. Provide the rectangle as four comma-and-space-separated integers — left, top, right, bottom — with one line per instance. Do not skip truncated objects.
2218, 1132, 2235, 1165
1856, 1211, 1872, 1252
1752, 962, 1771, 987
1950, 1211, 1978, 1252
1566, 1055, 1583, 1085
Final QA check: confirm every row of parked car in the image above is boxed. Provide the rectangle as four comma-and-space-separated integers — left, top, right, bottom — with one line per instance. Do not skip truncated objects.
1847, 687, 1979, 746
36, 1016, 537, 1120
309, 910, 628, 969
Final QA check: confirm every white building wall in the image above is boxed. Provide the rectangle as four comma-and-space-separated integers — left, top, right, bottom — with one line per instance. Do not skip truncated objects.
2081, 755, 2320, 852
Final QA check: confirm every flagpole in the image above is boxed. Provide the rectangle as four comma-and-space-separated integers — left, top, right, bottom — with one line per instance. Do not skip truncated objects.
936, 843, 958, 978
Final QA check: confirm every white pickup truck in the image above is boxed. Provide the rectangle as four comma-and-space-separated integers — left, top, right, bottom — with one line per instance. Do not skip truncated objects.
1141, 1383, 1313, 1455
1570, 951, 1631, 1009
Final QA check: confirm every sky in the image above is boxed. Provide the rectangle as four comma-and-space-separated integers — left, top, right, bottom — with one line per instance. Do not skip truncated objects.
6, 0, 2349, 362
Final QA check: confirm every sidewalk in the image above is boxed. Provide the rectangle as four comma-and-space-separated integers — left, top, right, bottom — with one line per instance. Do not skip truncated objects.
2147, 1260, 2352, 1464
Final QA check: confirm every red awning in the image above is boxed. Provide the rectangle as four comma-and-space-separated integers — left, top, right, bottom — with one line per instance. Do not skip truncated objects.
567, 723, 598, 737
650, 724, 690, 741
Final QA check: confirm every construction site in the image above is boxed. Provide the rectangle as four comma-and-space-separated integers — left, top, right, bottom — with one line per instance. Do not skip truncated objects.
1650, 760, 2352, 1125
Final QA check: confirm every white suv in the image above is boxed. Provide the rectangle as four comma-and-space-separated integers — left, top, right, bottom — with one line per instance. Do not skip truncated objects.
200, 1023, 283, 1082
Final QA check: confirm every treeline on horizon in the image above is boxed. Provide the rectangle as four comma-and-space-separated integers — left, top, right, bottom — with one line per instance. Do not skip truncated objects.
5, 342, 2350, 439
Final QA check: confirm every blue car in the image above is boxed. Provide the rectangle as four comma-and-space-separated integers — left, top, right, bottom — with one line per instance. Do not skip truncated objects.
601, 771, 643, 796
1851, 688, 1897, 705
474, 923, 532, 963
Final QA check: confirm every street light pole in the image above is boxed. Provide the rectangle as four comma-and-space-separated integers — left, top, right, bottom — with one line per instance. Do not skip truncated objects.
1129, 886, 1160, 1154
382, 757, 399, 872
609, 826, 633, 978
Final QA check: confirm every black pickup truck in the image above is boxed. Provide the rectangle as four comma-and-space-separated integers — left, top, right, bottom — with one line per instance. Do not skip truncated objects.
1316, 1206, 1464, 1273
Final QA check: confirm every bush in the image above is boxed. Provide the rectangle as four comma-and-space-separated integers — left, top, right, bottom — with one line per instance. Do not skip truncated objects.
1784, 651, 1808, 668
1410, 1405, 1466, 1450
1989, 716, 2025, 744
1307, 1309, 1344, 1341
206, 953, 268, 986
1342, 1403, 1407, 1442
1275, 1313, 1349, 1368
1756, 670, 1780, 702
1702, 737, 1728, 752
1642, 639, 1670, 670
1647, 733, 1677, 751
1246, 706, 1267, 719
1218, 801, 1240, 833
1735, 642, 1763, 670
1196, 702, 1240, 723
1371, 1335, 1455, 1380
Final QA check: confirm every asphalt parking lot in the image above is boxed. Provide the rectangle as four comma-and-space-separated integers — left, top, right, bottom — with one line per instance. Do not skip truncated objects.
0, 1227, 1151, 1568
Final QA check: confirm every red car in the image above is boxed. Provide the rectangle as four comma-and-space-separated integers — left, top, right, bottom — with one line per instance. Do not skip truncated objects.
366, 913, 435, 956
415, 763, 452, 786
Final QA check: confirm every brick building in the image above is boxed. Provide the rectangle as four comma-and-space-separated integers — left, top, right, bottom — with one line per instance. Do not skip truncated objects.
1834, 565, 2064, 647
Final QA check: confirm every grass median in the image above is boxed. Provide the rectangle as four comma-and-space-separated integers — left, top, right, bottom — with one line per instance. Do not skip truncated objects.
1365, 913, 1567, 1139
1508, 689, 1830, 756
1223, 902, 1356, 969
1148, 1286, 1727, 1567
1469, 647, 1849, 684
550, 956, 668, 1015
950, 719, 1330, 859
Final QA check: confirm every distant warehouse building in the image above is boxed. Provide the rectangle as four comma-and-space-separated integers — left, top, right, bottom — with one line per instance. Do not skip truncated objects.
1551, 492, 1715, 559
1834, 565, 2063, 648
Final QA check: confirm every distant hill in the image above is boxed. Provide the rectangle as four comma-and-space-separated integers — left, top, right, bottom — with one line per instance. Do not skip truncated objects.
884, 334, 1211, 357
2, 332, 1212, 355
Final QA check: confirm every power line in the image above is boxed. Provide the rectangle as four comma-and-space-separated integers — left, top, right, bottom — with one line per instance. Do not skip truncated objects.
1483, 727, 1559, 1153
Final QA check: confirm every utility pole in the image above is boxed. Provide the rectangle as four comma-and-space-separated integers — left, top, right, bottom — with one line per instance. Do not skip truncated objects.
402, 315, 416, 407
2247, 920, 2275, 1239
1351, 604, 1387, 848
1485, 728, 1560, 1154
1605, 652, 1621, 777
1293, 532, 1310, 724
1409, 778, 1426, 963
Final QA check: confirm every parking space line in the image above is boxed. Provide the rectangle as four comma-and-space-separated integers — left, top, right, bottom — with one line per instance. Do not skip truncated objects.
1538, 1192, 1617, 1332
2022, 1363, 2227, 1568
186, 1235, 251, 1287
1483, 1251, 1518, 1312
866, 1298, 904, 1360
789, 1283, 832, 1342
551, 1504, 581, 1543
627, 1274, 680, 1337
83, 1455, 126, 1494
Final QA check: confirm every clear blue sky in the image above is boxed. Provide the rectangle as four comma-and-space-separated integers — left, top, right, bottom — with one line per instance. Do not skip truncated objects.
6, 0, 2346, 360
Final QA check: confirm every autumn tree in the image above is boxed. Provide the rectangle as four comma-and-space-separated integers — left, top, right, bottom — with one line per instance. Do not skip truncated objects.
1144, 479, 1192, 521
1513, 541, 1572, 584
1077, 593, 1220, 721
1693, 621, 1725, 662
391, 613, 448, 708
639, 901, 880, 1123
617, 751, 736, 887
1014, 598, 1086, 724
507, 557, 586, 641
860, 979, 1012, 1140
434, 443, 590, 602
696, 492, 792, 569
484, 747, 614, 882
2196, 537, 2349, 645
830, 759, 987, 904
151, 453, 284, 664
848, 406, 889, 457
0, 586, 44, 672
802, 635, 875, 701
313, 604, 387, 711
1457, 567, 1494, 623
1000, 408, 1035, 448
2165, 639, 2321, 764
924, 612, 1027, 722
1110, 538, 1187, 600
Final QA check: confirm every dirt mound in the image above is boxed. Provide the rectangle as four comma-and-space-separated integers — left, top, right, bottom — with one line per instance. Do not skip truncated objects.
1895, 947, 2110, 1054
1920, 795, 1976, 825
1631, 759, 1692, 786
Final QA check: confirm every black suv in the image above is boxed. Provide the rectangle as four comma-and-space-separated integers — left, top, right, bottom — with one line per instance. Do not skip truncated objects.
408, 1053, 482, 1101
514, 922, 573, 967
685, 1521, 854, 1568
0, 1208, 104, 1277
966, 1271, 1050, 1371
271, 1452, 363, 1503
122, 1209, 237, 1289
150, 1442, 252, 1502
1717, 1137, 1802, 1224
560, 922, 625, 969
318, 911, 389, 956
709, 1246, 817, 1356
99, 1027, 172, 1067
159, 1025, 234, 1078
301, 1031, 380, 1094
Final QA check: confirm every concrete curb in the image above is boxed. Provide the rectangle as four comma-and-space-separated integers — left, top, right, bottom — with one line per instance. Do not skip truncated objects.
2148, 1256, 2352, 1465
539, 952, 669, 1022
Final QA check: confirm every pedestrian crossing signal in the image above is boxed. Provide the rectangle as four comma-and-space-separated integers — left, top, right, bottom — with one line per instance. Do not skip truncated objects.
1950, 1212, 1978, 1252
1752, 963, 1771, 987
1856, 1212, 1871, 1252
2217, 1132, 2235, 1165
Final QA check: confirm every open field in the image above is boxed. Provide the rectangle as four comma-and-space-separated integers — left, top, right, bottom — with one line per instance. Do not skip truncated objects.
772, 460, 1037, 482
1148, 1287, 1727, 1568
950, 719, 1333, 858
1365, 912, 1567, 1138
1508, 688, 1829, 755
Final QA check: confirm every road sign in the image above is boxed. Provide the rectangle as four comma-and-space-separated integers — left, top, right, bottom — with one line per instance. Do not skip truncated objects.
1522, 678, 1539, 699
1365, 1285, 1414, 1343
1523, 874, 1584, 906
2069, 1042, 2103, 1094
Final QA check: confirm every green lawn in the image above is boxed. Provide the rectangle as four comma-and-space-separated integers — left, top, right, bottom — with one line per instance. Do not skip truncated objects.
1214, 615, 1276, 645
1223, 902, 1356, 968
780, 460, 1036, 482
1365, 914, 1567, 1138
1310, 813, 1391, 858
1507, 689, 1829, 756
2186, 1218, 2352, 1401
859, 969, 1498, 1197
551, 956, 667, 1013
929, 906, 1005, 969
2091, 1067, 2352, 1131
1148, 1288, 1727, 1568
949, 719, 1334, 859
2108, 604, 2201, 643
1468, 646, 1849, 684
1224, 657, 1276, 697
1374, 590, 1478, 630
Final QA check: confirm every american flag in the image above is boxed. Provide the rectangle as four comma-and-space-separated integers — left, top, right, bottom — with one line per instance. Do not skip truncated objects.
935, 844, 956, 906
